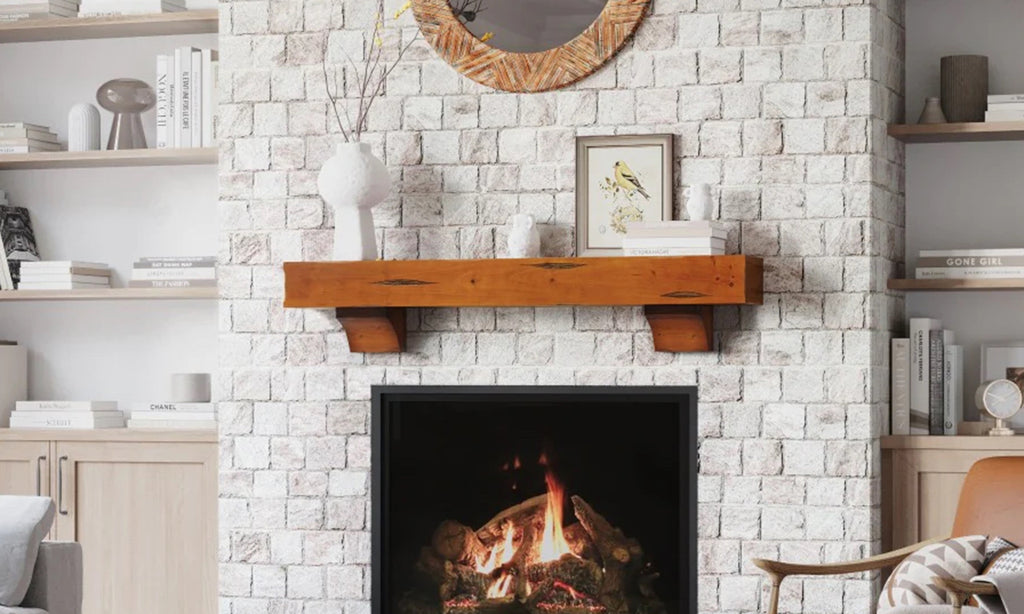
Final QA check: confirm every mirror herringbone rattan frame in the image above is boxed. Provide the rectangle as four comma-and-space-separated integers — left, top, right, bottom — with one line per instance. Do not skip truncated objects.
411, 0, 650, 93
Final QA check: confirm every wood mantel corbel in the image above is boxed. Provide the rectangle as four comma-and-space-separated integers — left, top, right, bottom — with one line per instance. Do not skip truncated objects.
284, 256, 763, 354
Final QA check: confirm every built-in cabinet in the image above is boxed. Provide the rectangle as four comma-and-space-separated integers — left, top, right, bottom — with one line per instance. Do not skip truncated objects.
0, 430, 217, 614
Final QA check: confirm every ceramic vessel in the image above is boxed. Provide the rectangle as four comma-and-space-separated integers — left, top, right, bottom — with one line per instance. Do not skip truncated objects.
940, 55, 989, 123
170, 373, 212, 403
684, 183, 713, 221
507, 213, 541, 258
68, 103, 101, 151
918, 97, 947, 124
96, 78, 156, 150
317, 142, 391, 261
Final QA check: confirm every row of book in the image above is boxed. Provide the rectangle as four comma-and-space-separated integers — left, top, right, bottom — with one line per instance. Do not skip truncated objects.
0, 122, 61, 154
19, 261, 111, 290
621, 221, 726, 256
156, 47, 218, 149
915, 248, 1024, 280
0, 0, 76, 20
986, 94, 1024, 123
9, 400, 216, 430
890, 318, 963, 436
131, 256, 216, 288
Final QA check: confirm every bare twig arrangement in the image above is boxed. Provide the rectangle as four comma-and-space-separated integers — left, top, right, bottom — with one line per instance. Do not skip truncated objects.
451, 0, 486, 22
322, 0, 419, 142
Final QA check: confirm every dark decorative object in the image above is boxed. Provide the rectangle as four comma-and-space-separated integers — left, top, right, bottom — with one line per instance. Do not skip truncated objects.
96, 78, 156, 150
918, 97, 947, 124
0, 205, 40, 288
941, 55, 989, 123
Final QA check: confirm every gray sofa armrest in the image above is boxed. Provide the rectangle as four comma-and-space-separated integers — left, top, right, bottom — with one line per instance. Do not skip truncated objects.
21, 542, 81, 614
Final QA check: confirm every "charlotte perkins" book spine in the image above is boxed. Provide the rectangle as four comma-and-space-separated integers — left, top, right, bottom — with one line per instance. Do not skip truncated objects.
909, 318, 940, 434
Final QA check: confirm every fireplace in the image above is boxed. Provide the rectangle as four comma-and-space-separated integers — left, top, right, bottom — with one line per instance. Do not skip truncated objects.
371, 386, 697, 614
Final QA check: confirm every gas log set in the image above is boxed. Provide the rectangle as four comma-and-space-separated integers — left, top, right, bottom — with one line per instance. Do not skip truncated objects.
400, 469, 666, 614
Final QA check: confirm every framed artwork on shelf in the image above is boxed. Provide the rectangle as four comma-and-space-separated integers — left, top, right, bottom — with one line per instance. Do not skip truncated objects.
981, 342, 1024, 430
575, 134, 673, 257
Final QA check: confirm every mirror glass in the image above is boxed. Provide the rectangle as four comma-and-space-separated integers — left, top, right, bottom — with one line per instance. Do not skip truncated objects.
449, 0, 609, 54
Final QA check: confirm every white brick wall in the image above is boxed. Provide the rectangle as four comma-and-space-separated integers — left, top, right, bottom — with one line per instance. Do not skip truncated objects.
217, 0, 906, 612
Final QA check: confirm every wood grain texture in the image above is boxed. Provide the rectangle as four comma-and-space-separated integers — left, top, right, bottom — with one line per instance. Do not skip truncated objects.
0, 10, 217, 43
336, 308, 407, 353
284, 256, 763, 308
0, 147, 217, 170
887, 122, 1024, 143
888, 278, 1024, 291
411, 0, 649, 92
644, 306, 713, 352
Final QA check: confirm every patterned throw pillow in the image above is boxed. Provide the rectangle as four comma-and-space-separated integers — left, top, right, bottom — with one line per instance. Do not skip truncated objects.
986, 536, 1016, 561
878, 535, 988, 611
985, 548, 1024, 574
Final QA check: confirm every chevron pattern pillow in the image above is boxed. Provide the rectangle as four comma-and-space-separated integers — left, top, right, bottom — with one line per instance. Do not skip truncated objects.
986, 547, 1024, 574
878, 535, 988, 611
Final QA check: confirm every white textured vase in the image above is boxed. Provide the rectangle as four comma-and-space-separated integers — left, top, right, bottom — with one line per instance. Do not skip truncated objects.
317, 142, 391, 261
507, 213, 541, 258
67, 103, 101, 152
684, 183, 713, 221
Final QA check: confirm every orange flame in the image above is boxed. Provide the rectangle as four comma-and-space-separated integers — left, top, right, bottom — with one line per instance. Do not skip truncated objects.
476, 521, 516, 574
538, 469, 572, 562
487, 572, 514, 598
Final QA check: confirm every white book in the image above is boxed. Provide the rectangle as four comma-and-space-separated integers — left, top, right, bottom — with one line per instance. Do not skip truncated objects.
127, 419, 215, 429
916, 267, 1024, 279
18, 282, 110, 289
0, 137, 61, 147
201, 51, 216, 147
16, 400, 117, 411
943, 345, 963, 436
890, 338, 910, 436
21, 267, 109, 277
13, 410, 124, 421
624, 220, 727, 239
0, 127, 56, 141
0, 122, 48, 131
22, 260, 108, 270
190, 49, 201, 147
985, 110, 1024, 122
988, 102, 1024, 112
156, 54, 169, 149
622, 237, 726, 249
623, 247, 726, 257
131, 411, 217, 420
177, 46, 194, 148
920, 248, 1024, 258
0, 345, 27, 427
988, 94, 1024, 104
20, 274, 110, 284
132, 267, 215, 280
909, 318, 941, 435
0, 145, 61, 154
11, 413, 125, 429
168, 52, 178, 148
129, 402, 215, 412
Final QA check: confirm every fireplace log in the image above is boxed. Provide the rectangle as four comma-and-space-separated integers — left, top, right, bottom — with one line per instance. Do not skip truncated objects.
511, 520, 539, 601
571, 496, 634, 613
450, 563, 491, 599
433, 520, 486, 564
415, 547, 458, 599
525, 555, 603, 596
477, 494, 547, 543
563, 523, 599, 561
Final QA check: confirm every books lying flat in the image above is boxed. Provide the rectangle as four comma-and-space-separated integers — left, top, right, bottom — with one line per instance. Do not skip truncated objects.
622, 236, 725, 249
17, 282, 111, 290
0, 127, 56, 143
131, 411, 216, 421
22, 260, 108, 271
20, 274, 110, 285
134, 257, 216, 268
129, 402, 215, 412
989, 94, 1024, 104
624, 220, 728, 239
132, 267, 215, 280
623, 247, 727, 256
918, 256, 1024, 268
16, 400, 117, 411
916, 268, 1024, 279
129, 279, 216, 288
0, 139, 61, 151
920, 248, 1024, 257
0, 144, 62, 154
985, 110, 1024, 122
11, 411, 125, 429
127, 419, 215, 430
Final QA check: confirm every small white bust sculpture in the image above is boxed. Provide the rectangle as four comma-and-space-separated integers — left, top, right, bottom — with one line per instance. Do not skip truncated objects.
684, 183, 713, 221
507, 213, 541, 258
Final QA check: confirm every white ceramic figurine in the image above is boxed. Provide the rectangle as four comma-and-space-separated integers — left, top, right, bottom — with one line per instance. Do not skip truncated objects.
684, 183, 713, 221
507, 214, 541, 258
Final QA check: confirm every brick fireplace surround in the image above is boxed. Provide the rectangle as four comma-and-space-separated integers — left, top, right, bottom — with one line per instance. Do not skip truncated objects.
216, 1, 907, 613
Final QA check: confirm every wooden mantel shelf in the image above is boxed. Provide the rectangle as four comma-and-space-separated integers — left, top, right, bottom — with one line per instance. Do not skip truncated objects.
283, 256, 764, 353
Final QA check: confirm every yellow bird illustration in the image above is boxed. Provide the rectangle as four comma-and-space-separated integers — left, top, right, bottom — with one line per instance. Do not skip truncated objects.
614, 161, 650, 200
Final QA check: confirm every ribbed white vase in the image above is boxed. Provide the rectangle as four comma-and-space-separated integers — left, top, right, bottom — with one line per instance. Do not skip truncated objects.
317, 142, 391, 261
67, 103, 101, 152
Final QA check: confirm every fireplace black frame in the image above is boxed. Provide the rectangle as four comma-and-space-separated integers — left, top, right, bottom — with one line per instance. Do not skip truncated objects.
371, 385, 698, 614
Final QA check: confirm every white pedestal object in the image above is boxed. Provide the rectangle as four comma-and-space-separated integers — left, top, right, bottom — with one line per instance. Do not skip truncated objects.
317, 142, 391, 261
68, 103, 101, 152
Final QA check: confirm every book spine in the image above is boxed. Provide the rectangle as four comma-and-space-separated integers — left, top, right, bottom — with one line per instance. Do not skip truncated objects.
987, 102, 1024, 111
623, 248, 724, 257
920, 248, 1024, 258
16, 401, 116, 411
944, 345, 963, 435
133, 259, 216, 268
132, 267, 216, 280
202, 51, 214, 147
989, 94, 1024, 103
11, 416, 124, 428
131, 411, 217, 420
909, 318, 939, 434
191, 49, 201, 147
131, 402, 215, 412
128, 279, 217, 288
928, 330, 945, 435
156, 54, 169, 149
917, 256, 1024, 268
0, 122, 47, 131
891, 338, 910, 436
985, 110, 1024, 122
179, 47, 192, 148
622, 237, 725, 248
916, 267, 1024, 279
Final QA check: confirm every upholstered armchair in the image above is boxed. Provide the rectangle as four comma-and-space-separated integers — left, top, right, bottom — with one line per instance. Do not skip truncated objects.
752, 457, 1024, 614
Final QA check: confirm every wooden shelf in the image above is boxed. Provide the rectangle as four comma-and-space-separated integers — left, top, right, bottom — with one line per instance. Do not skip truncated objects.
0, 428, 217, 443
888, 278, 1024, 291
284, 256, 764, 353
888, 121, 1024, 143
0, 287, 217, 301
0, 10, 218, 43
0, 147, 217, 170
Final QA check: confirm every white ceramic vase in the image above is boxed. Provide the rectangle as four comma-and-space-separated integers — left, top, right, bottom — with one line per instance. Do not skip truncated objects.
507, 213, 541, 258
684, 183, 713, 221
68, 103, 101, 152
317, 141, 391, 261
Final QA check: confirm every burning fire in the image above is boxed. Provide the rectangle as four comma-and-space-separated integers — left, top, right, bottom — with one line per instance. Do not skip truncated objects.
538, 468, 572, 562
476, 521, 515, 574
487, 573, 514, 599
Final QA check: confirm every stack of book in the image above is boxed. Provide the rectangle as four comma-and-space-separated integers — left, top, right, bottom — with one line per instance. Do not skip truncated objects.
78, 0, 181, 16
10, 401, 125, 429
156, 47, 218, 149
19, 261, 111, 290
915, 248, 1024, 280
0, 0, 77, 20
890, 318, 963, 436
130, 256, 215, 288
621, 221, 727, 256
0, 122, 61, 154
986, 94, 1024, 123
128, 401, 216, 430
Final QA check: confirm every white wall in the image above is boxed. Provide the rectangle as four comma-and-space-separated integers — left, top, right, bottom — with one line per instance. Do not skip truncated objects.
905, 0, 1024, 420
0, 33, 218, 403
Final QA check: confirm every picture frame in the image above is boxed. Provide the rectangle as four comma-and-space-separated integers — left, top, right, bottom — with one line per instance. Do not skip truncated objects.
575, 134, 674, 257
981, 342, 1024, 429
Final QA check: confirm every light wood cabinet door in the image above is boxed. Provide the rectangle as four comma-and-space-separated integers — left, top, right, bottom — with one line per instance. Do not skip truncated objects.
52, 440, 217, 614
0, 440, 50, 497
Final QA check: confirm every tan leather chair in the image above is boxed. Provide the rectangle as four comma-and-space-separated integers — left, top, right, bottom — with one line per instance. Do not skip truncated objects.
752, 456, 1024, 614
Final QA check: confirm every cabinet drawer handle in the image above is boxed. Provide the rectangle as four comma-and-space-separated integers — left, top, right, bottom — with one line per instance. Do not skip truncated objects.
36, 456, 46, 496
57, 456, 69, 515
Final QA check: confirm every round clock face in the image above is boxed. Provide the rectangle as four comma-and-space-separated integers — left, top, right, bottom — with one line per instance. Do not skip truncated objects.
977, 379, 1024, 420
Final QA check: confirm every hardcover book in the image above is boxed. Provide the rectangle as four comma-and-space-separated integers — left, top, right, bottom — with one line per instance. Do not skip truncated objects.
891, 338, 910, 436
129, 402, 215, 412
16, 400, 118, 412
928, 330, 953, 435
944, 345, 963, 436
909, 318, 941, 435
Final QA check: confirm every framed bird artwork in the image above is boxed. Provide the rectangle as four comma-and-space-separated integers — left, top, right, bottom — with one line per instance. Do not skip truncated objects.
575, 134, 674, 256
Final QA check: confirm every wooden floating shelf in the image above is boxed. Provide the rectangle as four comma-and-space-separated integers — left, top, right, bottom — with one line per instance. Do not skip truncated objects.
0, 287, 217, 301
888, 121, 1024, 143
0, 10, 218, 43
284, 256, 764, 353
0, 147, 217, 170
888, 278, 1024, 291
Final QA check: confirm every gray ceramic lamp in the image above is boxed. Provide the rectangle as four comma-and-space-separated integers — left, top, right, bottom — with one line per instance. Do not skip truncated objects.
97, 78, 155, 150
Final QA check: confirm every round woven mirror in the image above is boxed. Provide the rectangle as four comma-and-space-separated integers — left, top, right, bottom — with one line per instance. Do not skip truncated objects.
412, 0, 650, 93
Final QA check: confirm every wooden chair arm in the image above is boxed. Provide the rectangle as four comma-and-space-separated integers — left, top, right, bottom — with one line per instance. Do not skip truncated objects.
933, 576, 1000, 597
751, 537, 942, 580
